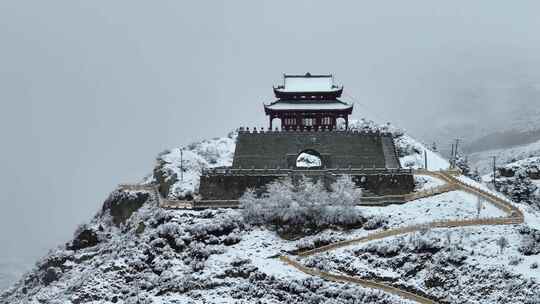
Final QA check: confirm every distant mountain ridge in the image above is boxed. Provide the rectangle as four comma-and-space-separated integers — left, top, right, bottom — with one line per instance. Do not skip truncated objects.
466, 128, 540, 153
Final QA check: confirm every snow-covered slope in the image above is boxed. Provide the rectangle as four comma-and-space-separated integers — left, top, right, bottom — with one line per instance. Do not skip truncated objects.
396, 135, 450, 171
344, 119, 450, 170
470, 138, 540, 175
153, 132, 236, 199
5, 119, 539, 304
0, 189, 414, 304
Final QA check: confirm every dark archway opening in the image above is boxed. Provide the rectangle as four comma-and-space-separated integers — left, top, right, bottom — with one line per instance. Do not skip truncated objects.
296, 149, 323, 169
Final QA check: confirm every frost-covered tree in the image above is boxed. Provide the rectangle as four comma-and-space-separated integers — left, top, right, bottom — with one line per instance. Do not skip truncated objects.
498, 168, 538, 206
326, 175, 362, 226
496, 236, 509, 254
470, 168, 481, 182
239, 176, 364, 236
518, 226, 540, 256
240, 189, 265, 225
455, 153, 471, 177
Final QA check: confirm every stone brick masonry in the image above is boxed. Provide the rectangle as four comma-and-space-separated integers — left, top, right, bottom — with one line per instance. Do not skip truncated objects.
198, 129, 414, 200
232, 129, 399, 169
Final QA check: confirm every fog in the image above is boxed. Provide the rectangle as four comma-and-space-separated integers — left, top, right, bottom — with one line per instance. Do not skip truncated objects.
1, 0, 539, 288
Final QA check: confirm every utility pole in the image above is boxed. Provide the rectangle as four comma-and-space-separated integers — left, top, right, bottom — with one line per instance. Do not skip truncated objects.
454, 138, 461, 163
450, 138, 461, 169
450, 143, 455, 168
424, 150, 428, 170
492, 156, 497, 190
180, 148, 184, 181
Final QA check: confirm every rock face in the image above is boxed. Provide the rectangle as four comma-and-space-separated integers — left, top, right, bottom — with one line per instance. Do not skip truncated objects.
102, 190, 150, 226
0, 123, 455, 303
67, 228, 99, 251
0, 189, 402, 304
153, 160, 178, 198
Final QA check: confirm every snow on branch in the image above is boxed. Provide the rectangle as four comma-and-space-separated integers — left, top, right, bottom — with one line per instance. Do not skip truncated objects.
240, 175, 364, 237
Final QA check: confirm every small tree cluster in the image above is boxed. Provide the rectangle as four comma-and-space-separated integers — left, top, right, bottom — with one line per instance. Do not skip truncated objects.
519, 226, 540, 256
498, 168, 538, 206
454, 153, 472, 176
240, 176, 363, 237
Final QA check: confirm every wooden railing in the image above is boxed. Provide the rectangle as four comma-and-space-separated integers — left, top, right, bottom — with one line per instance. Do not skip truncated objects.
281, 169, 525, 304
119, 170, 525, 304
280, 256, 438, 304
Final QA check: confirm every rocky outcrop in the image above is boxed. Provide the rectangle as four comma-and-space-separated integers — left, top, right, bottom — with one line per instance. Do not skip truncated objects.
102, 190, 150, 226
68, 228, 99, 251
153, 159, 178, 198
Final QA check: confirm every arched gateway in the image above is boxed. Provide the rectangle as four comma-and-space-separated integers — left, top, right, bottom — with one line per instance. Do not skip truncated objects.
198, 73, 414, 201
296, 149, 323, 169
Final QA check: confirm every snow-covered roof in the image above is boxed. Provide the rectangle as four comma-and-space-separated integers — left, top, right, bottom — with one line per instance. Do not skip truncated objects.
265, 100, 352, 111
276, 74, 341, 93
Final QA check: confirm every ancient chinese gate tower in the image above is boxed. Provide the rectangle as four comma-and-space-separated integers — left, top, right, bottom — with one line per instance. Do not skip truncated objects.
265, 73, 353, 131
198, 73, 414, 202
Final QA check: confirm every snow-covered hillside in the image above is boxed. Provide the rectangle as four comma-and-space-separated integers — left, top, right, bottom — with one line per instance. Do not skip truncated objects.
470, 138, 540, 175
8, 119, 540, 304
153, 132, 236, 199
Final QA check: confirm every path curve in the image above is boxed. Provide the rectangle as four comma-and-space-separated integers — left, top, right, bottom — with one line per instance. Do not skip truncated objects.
280, 170, 524, 304
118, 171, 525, 303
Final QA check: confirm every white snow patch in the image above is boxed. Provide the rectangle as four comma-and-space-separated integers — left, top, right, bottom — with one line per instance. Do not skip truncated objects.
397, 135, 450, 171
414, 174, 446, 191
471, 138, 540, 174
363, 190, 507, 228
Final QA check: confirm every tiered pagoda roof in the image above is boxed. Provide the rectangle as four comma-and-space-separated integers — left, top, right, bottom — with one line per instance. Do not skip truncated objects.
264, 73, 353, 116
272, 73, 343, 99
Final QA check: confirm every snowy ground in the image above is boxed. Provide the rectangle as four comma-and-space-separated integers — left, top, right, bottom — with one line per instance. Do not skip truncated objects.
156, 134, 236, 199
363, 190, 506, 228
6, 120, 540, 303
4, 172, 537, 303
414, 174, 446, 191
397, 135, 450, 171
305, 223, 540, 303
294, 173, 540, 303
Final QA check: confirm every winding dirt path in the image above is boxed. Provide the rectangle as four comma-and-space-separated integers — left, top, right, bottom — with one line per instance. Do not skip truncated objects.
279, 170, 524, 304
119, 171, 524, 303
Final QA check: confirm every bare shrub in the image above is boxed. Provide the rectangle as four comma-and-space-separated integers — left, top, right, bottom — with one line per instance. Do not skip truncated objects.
240, 176, 364, 237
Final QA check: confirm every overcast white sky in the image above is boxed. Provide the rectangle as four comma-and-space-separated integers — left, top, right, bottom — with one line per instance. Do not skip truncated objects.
1, 0, 539, 287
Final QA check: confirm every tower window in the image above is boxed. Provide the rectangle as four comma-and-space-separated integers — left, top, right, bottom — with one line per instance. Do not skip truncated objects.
303, 118, 315, 126
322, 117, 332, 125
284, 118, 296, 125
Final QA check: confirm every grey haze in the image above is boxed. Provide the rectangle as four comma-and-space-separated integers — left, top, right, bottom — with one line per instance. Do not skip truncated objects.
1, 0, 539, 289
